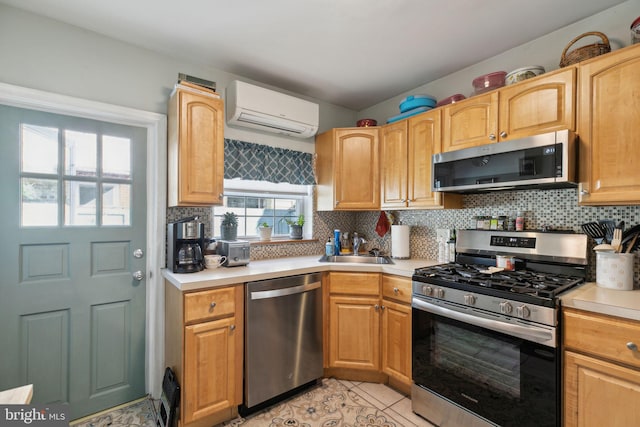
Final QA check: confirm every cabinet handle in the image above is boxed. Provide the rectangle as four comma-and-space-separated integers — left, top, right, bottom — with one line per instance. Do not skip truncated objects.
209, 302, 216, 310
230, 324, 236, 331
393, 287, 399, 294
489, 133, 496, 141
335, 200, 340, 206
219, 193, 224, 199
627, 342, 638, 351
580, 189, 589, 195
500, 131, 507, 138
374, 304, 379, 311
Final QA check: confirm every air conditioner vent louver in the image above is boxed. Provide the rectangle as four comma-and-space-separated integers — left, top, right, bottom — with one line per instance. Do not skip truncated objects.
226, 80, 319, 138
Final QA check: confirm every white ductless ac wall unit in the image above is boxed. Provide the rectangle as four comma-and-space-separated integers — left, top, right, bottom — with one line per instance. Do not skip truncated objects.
225, 80, 319, 138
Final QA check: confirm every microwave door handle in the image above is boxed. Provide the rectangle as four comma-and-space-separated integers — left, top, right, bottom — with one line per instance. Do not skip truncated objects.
412, 297, 555, 347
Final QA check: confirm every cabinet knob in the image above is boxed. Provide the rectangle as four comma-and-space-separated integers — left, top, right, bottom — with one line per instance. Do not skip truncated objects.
374, 304, 380, 311
335, 200, 340, 206
381, 305, 386, 310
219, 193, 224, 199
500, 131, 507, 138
209, 302, 217, 310
489, 133, 496, 141
580, 189, 589, 195
230, 324, 236, 331
393, 287, 399, 294
627, 342, 638, 351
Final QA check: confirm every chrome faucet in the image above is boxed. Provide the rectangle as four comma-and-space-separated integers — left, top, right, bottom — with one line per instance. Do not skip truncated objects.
352, 232, 367, 255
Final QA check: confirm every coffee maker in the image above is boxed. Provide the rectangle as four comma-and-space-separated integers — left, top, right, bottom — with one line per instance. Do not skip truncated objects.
168, 216, 205, 273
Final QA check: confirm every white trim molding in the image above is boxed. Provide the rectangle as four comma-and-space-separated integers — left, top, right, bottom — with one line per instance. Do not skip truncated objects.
0, 82, 167, 398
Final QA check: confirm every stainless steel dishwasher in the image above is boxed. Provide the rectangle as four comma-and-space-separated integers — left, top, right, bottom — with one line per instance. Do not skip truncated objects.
243, 272, 323, 412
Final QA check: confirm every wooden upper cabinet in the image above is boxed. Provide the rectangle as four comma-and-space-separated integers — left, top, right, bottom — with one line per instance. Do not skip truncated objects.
380, 121, 408, 208
316, 127, 380, 210
168, 86, 224, 207
442, 67, 575, 152
499, 67, 575, 140
381, 111, 461, 209
442, 92, 498, 152
577, 44, 640, 205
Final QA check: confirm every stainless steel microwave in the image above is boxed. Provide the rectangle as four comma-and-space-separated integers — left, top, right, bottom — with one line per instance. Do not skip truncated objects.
432, 129, 577, 193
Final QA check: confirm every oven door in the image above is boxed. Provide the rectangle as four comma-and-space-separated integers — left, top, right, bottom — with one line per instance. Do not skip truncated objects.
412, 296, 559, 427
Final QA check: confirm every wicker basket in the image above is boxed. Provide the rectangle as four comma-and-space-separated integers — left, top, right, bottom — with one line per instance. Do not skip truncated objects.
559, 31, 611, 67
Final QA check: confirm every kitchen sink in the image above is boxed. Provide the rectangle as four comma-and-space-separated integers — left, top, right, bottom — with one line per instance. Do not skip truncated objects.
318, 255, 394, 264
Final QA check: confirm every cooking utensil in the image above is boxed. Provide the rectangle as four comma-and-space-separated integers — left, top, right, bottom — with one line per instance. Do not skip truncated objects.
612, 228, 623, 253
593, 243, 615, 252
581, 222, 606, 244
625, 234, 639, 253
621, 224, 640, 253
599, 219, 616, 244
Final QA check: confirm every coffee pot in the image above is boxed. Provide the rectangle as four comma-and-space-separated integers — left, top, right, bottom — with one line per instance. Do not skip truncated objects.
168, 216, 205, 273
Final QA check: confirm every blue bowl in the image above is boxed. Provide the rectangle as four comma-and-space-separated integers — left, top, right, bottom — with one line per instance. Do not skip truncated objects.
399, 95, 437, 113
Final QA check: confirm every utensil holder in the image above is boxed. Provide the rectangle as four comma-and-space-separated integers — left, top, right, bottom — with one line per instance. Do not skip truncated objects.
596, 252, 635, 290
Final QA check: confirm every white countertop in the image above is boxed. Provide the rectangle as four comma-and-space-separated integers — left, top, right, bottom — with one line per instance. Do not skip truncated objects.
162, 255, 439, 292
561, 282, 640, 321
0, 384, 33, 404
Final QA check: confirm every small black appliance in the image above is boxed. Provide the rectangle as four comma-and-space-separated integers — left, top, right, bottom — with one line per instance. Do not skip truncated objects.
157, 367, 180, 427
168, 216, 205, 273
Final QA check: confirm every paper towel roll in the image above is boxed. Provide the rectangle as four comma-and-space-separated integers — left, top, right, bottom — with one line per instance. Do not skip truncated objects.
391, 224, 410, 259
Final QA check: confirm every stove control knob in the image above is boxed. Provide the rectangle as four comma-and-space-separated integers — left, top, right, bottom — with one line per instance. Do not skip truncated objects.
421, 285, 433, 296
516, 305, 531, 318
435, 288, 445, 298
500, 301, 513, 315
464, 294, 476, 305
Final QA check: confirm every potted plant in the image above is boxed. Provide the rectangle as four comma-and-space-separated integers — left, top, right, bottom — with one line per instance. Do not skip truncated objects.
282, 214, 305, 240
258, 222, 273, 241
220, 212, 238, 241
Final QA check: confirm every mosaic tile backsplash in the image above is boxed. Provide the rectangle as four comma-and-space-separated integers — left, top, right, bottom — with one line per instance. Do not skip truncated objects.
168, 188, 640, 285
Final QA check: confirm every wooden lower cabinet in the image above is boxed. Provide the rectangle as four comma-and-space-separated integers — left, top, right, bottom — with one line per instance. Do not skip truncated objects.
165, 282, 243, 427
325, 272, 412, 392
563, 307, 640, 426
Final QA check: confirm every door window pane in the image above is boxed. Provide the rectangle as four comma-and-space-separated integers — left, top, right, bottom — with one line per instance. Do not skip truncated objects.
21, 178, 58, 226
65, 130, 97, 177
21, 125, 58, 174
102, 183, 131, 225
102, 136, 131, 179
64, 181, 97, 225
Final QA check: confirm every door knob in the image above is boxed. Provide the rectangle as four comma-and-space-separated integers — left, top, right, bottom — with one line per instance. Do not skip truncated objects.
133, 248, 144, 259
132, 271, 145, 281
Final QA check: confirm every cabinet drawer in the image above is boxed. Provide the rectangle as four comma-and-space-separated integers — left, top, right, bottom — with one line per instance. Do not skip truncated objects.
184, 286, 236, 324
328, 272, 380, 295
381, 275, 411, 304
563, 308, 640, 369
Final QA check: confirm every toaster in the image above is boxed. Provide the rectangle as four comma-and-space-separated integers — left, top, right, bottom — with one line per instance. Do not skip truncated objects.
216, 240, 250, 266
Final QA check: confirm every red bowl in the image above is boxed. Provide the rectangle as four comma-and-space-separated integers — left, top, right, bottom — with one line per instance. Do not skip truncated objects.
435, 94, 466, 108
472, 71, 507, 94
356, 118, 377, 127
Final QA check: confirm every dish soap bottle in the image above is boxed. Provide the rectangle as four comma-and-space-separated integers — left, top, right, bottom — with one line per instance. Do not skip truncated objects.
325, 238, 334, 256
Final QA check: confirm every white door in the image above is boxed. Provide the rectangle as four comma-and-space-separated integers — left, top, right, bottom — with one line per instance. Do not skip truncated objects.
0, 104, 147, 419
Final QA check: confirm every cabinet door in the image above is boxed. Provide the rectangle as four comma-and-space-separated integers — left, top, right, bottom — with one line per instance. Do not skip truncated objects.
184, 317, 237, 424
564, 350, 640, 427
442, 92, 498, 152
329, 295, 380, 370
170, 89, 224, 206
408, 110, 444, 208
577, 45, 640, 205
380, 121, 408, 208
334, 128, 380, 210
381, 299, 411, 386
498, 67, 575, 141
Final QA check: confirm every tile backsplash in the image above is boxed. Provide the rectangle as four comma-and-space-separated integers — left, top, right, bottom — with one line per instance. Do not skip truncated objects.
168, 188, 640, 285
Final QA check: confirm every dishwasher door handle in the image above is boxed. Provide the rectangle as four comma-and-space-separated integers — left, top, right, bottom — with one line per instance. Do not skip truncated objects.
250, 281, 321, 300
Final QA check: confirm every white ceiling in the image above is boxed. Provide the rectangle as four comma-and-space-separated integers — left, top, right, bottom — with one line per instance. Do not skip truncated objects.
0, 0, 628, 110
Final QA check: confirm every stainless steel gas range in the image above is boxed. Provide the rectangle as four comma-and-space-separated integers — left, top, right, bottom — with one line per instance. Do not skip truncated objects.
411, 229, 588, 427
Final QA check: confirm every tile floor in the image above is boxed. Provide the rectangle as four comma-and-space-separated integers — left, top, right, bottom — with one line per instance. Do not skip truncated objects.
71, 379, 435, 427
336, 380, 435, 427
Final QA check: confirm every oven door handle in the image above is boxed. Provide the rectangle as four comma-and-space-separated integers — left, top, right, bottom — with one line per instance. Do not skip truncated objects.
412, 297, 556, 347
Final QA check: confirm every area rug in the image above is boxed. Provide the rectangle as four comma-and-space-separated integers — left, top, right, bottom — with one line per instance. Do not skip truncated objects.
70, 397, 157, 427
230, 378, 406, 427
